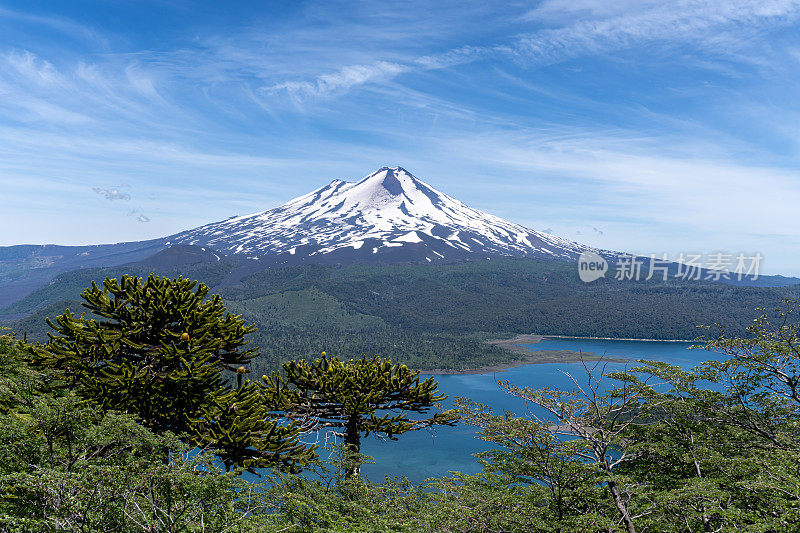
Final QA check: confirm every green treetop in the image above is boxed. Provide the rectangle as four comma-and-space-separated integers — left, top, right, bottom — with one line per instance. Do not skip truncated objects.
191, 366, 316, 473
267, 353, 457, 477
27, 274, 312, 471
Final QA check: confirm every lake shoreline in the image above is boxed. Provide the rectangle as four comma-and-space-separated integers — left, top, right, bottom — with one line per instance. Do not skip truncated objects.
420, 333, 695, 375
545, 335, 697, 343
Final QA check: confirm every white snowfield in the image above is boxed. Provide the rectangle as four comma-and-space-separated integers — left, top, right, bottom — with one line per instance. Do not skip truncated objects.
170, 167, 592, 262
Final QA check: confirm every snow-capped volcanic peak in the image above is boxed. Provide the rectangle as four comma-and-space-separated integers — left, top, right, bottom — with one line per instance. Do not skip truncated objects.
169, 167, 593, 264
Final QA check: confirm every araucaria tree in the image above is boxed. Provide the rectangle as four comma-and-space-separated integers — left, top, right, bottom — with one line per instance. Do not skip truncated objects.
192, 367, 315, 472
269, 354, 457, 477
28, 274, 313, 470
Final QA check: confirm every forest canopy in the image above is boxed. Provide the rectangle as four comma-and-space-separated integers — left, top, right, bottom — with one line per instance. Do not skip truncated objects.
2, 276, 800, 531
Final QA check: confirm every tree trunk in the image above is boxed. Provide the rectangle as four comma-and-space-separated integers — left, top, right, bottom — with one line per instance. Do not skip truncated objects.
606, 479, 637, 533
688, 433, 711, 530
343, 414, 361, 479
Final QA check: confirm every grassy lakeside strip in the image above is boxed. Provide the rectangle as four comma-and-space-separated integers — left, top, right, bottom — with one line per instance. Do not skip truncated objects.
421, 333, 627, 375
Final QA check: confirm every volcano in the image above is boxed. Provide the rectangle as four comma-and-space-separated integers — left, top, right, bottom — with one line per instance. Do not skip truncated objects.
166, 166, 592, 265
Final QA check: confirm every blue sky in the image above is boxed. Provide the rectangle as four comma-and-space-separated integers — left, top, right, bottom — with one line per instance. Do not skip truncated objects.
2, 1, 800, 274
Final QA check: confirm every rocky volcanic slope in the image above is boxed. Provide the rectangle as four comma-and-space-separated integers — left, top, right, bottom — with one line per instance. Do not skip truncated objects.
168, 167, 592, 265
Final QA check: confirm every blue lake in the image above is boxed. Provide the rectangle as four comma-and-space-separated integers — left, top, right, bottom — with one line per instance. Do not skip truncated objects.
349, 337, 717, 483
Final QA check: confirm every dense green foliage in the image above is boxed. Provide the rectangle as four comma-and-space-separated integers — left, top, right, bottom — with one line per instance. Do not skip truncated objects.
0, 334, 266, 531
4, 297, 800, 531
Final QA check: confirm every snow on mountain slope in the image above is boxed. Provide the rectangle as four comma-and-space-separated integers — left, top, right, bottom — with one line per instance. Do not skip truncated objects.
168, 167, 594, 264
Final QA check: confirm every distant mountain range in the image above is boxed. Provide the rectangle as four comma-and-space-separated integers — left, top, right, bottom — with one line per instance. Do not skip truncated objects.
1, 166, 797, 313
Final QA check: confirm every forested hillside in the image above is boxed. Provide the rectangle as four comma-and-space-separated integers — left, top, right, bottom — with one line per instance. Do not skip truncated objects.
4, 257, 797, 371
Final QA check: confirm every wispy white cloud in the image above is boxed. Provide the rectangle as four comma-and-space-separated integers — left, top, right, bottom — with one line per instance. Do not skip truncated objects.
511, 0, 800, 65
426, 125, 800, 272
265, 61, 409, 101
256, 0, 800, 104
